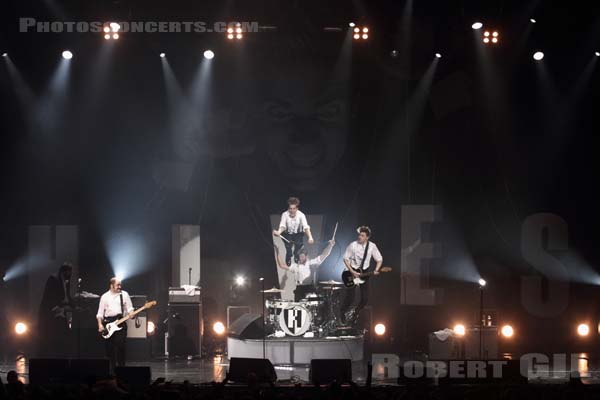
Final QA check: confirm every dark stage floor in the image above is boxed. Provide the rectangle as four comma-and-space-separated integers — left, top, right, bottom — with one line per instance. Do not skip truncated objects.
2, 353, 600, 386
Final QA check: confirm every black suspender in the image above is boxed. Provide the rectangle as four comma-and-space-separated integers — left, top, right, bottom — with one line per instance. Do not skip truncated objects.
359, 241, 370, 271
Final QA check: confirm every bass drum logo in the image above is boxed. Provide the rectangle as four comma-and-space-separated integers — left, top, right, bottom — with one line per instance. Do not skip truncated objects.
279, 304, 312, 336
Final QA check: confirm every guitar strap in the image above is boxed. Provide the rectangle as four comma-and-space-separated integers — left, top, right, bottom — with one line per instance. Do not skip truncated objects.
120, 293, 124, 317
359, 241, 370, 271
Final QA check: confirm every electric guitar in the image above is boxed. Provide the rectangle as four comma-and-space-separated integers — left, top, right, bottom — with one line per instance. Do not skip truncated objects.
341, 267, 392, 288
101, 301, 157, 339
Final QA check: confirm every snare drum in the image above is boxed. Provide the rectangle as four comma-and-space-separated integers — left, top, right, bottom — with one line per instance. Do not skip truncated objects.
302, 292, 324, 306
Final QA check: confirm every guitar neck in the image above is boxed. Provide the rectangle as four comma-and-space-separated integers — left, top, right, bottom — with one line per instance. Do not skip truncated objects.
115, 306, 145, 326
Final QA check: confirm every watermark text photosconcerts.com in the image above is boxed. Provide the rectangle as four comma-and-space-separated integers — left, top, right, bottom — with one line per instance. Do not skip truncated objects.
19, 18, 260, 34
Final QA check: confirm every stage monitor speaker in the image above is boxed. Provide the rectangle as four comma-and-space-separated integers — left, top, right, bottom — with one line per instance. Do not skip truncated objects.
228, 314, 265, 339
168, 303, 203, 357
69, 359, 110, 383
227, 306, 251, 328
227, 358, 277, 384
29, 359, 70, 385
310, 359, 352, 385
115, 366, 151, 386
30, 359, 109, 385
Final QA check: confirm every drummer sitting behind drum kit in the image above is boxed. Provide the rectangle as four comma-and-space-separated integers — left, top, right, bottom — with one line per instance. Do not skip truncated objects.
274, 240, 335, 301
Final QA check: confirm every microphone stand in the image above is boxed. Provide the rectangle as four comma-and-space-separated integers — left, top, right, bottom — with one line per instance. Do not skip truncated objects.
260, 278, 265, 359
77, 278, 82, 359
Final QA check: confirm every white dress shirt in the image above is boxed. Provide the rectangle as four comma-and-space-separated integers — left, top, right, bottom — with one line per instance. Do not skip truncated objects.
96, 290, 134, 319
289, 255, 322, 285
279, 210, 310, 234
344, 241, 383, 270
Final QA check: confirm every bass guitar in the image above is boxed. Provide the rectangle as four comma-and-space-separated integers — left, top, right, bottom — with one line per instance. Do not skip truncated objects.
102, 300, 157, 339
341, 267, 392, 288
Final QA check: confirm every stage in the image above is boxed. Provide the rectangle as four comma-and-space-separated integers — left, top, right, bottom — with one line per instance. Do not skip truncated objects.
2, 354, 600, 386
0, 356, 370, 385
227, 335, 364, 365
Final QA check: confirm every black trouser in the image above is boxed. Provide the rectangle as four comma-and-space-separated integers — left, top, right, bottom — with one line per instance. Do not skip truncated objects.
341, 279, 370, 321
282, 232, 304, 266
104, 324, 127, 373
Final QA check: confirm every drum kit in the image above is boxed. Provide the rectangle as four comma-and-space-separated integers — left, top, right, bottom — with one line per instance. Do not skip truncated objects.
261, 280, 347, 337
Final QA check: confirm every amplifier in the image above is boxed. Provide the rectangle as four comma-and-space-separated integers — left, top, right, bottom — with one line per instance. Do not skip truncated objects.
126, 313, 147, 339
130, 295, 148, 309
169, 287, 201, 303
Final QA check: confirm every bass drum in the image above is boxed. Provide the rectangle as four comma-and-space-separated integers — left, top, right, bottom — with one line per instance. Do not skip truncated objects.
279, 303, 312, 336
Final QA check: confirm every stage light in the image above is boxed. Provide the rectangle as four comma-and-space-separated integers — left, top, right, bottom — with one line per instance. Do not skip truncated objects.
102, 22, 121, 40
533, 51, 544, 61
62, 50, 73, 60
235, 275, 246, 287
478, 278, 486, 287
453, 324, 466, 336
213, 321, 225, 335
353, 26, 369, 40
492, 38, 498, 44
492, 31, 498, 37
159, 52, 165, 58
203, 50, 214, 59
483, 38, 490, 43
530, 18, 537, 24
349, 22, 355, 27
374, 323, 386, 336
435, 53, 442, 58
226, 23, 243, 40
484, 31, 490, 37
14, 322, 28, 335
501, 325, 514, 338
147, 321, 156, 335
577, 323, 590, 337
472, 22, 483, 30
2, 52, 7, 57
595, 52, 600, 57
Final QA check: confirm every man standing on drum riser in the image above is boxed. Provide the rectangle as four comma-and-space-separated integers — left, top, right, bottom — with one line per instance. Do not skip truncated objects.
273, 197, 314, 266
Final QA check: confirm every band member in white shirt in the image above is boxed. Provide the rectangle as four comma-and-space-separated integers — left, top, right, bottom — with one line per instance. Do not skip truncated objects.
96, 277, 134, 372
341, 226, 383, 324
273, 197, 315, 266
275, 240, 335, 300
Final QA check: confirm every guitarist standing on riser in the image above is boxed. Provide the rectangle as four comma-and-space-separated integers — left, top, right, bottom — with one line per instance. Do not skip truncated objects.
341, 226, 383, 324
96, 277, 134, 372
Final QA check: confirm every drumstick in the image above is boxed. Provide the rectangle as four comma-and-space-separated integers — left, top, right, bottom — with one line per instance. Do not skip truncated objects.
332, 222, 338, 241
277, 235, 290, 243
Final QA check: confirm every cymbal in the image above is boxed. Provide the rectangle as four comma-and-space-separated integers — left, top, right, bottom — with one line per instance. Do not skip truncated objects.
320, 286, 342, 290
261, 288, 284, 293
319, 280, 343, 286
